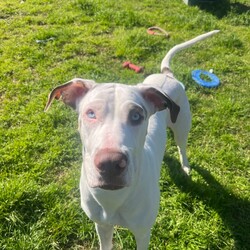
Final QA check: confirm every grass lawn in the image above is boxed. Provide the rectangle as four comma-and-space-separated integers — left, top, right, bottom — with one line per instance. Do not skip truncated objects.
0, 0, 249, 249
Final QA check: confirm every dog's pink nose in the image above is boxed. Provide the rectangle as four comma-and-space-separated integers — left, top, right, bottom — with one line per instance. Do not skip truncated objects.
94, 149, 128, 176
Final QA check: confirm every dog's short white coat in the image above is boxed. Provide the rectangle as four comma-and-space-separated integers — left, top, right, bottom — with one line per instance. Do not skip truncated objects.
45, 30, 219, 250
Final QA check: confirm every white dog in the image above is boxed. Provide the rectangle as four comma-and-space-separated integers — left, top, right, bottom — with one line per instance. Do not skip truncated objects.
45, 30, 219, 250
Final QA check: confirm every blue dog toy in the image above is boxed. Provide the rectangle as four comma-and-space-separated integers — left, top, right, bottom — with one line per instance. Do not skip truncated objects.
192, 69, 220, 88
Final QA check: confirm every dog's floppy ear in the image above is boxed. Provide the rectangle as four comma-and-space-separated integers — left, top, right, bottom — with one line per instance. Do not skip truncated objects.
44, 78, 95, 112
141, 87, 180, 123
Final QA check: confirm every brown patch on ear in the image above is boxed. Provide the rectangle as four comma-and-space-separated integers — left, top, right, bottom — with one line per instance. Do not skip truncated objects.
142, 87, 180, 123
45, 79, 93, 111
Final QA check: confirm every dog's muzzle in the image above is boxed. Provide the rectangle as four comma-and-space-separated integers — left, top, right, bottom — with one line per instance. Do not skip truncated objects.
94, 149, 128, 190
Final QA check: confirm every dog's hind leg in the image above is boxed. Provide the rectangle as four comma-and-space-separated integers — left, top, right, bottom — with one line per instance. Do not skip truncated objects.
133, 228, 151, 250
95, 223, 114, 250
168, 91, 191, 175
160, 31, 220, 175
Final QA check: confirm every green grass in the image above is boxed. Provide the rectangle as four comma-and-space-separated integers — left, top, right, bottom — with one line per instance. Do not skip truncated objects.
0, 0, 249, 249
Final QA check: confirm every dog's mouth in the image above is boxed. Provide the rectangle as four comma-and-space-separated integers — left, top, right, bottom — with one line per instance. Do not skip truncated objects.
87, 176, 129, 190
98, 184, 125, 190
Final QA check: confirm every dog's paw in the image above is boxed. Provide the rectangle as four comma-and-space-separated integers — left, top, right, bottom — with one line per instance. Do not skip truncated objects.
182, 165, 191, 175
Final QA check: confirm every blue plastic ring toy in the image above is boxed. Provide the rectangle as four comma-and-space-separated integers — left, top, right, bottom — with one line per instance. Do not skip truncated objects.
192, 69, 220, 88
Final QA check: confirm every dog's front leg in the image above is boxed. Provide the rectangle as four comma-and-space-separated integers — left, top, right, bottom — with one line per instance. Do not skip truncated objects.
95, 223, 114, 250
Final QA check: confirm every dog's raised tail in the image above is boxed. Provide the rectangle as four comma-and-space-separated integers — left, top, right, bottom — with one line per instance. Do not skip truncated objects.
161, 30, 220, 73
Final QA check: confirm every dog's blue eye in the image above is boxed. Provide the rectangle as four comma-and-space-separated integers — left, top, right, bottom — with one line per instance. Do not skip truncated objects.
86, 109, 96, 119
131, 112, 141, 121
129, 110, 143, 125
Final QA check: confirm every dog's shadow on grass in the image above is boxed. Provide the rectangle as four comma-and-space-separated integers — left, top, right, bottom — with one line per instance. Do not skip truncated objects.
196, 0, 250, 19
164, 156, 250, 250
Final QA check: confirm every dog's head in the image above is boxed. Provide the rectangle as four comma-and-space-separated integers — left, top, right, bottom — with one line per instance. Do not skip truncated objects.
45, 78, 179, 190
